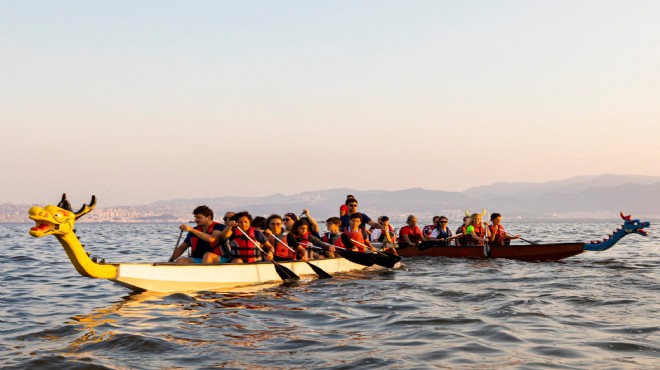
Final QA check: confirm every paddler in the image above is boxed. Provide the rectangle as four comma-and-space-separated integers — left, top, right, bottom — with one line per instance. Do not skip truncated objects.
263, 214, 308, 261
486, 212, 520, 246
465, 209, 488, 245
397, 214, 427, 249
220, 211, 275, 263
169, 205, 226, 264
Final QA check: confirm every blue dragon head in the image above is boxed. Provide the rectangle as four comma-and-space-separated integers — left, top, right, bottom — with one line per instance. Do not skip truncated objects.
620, 212, 650, 236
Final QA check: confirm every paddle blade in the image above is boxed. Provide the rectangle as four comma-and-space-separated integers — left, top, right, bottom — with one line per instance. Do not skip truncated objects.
336, 249, 374, 267
273, 261, 300, 281
307, 262, 332, 279
371, 251, 401, 268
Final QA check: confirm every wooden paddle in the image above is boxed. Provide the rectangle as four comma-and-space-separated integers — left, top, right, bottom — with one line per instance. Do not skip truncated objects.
506, 232, 538, 245
168, 230, 184, 262
270, 234, 332, 279
235, 227, 300, 281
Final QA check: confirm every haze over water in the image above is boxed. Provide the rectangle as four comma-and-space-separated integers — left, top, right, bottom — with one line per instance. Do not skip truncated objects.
2, 221, 658, 369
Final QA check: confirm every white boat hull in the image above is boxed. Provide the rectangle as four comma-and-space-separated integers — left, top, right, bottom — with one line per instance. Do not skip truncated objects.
111, 257, 372, 292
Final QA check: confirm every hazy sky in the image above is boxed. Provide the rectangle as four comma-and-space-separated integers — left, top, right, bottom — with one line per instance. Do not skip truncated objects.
2, 1, 659, 206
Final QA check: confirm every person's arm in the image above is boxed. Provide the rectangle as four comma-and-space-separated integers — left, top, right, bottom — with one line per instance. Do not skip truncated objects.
301, 209, 320, 233
255, 231, 275, 260
486, 225, 497, 242
169, 242, 189, 262
367, 219, 382, 230
218, 221, 236, 239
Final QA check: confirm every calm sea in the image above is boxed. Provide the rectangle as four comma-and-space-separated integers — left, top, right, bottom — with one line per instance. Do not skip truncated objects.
1, 221, 658, 369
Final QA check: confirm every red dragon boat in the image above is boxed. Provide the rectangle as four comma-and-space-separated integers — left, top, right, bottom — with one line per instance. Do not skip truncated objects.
395, 213, 650, 261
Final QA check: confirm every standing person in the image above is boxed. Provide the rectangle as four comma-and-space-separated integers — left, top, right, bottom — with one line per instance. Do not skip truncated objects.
220, 211, 275, 263
465, 209, 488, 245
169, 205, 225, 264
339, 198, 380, 231
456, 216, 471, 246
429, 216, 455, 246
263, 214, 307, 261
486, 213, 520, 246
339, 194, 355, 217
398, 214, 427, 249
423, 216, 441, 238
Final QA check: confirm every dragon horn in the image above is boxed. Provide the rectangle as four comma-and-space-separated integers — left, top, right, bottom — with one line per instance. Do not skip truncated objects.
480, 208, 487, 217
74, 195, 97, 220
465, 209, 472, 217
619, 212, 631, 221
57, 193, 73, 211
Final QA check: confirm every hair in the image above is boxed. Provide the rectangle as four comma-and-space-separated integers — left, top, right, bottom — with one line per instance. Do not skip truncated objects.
233, 211, 253, 223
406, 214, 417, 223
345, 198, 358, 206
439, 215, 449, 222
463, 216, 470, 222
266, 214, 282, 226
283, 212, 298, 221
252, 216, 267, 230
346, 194, 355, 199
432, 215, 441, 223
326, 216, 341, 225
379, 215, 389, 222
349, 212, 362, 220
490, 213, 502, 221
193, 205, 213, 219
291, 219, 309, 236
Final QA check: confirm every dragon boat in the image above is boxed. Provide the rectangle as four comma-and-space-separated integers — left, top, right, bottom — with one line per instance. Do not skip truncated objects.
28, 195, 393, 293
399, 212, 650, 261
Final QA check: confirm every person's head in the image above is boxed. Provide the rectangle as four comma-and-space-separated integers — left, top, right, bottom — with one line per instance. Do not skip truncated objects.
463, 216, 470, 226
282, 212, 298, 230
438, 216, 449, 229
266, 214, 283, 234
490, 213, 502, 225
252, 216, 267, 231
346, 194, 355, 200
432, 216, 441, 225
326, 217, 341, 232
379, 215, 390, 226
233, 211, 253, 231
346, 199, 359, 213
192, 205, 214, 226
349, 212, 362, 229
223, 211, 235, 224
291, 219, 309, 236
406, 214, 418, 227
470, 213, 482, 226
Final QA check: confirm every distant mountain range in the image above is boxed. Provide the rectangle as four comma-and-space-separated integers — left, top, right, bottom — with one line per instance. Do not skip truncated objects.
144, 174, 660, 220
5, 174, 659, 222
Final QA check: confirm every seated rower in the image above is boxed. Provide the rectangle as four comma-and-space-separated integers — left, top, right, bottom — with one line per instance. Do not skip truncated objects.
220, 211, 275, 263
428, 215, 457, 246
465, 209, 488, 245
370, 216, 398, 255
263, 214, 307, 261
288, 219, 336, 259
342, 212, 376, 252
456, 216, 470, 246
397, 214, 427, 249
486, 213, 520, 246
422, 216, 441, 239
321, 217, 344, 257
169, 205, 226, 264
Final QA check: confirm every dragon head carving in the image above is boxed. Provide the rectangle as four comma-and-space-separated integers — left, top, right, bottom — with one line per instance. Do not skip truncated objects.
29, 194, 96, 238
619, 212, 650, 236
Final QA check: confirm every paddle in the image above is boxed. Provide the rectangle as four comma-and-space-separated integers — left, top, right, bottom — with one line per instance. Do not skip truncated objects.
506, 232, 538, 245
483, 223, 491, 257
168, 230, 184, 262
347, 238, 401, 268
270, 234, 332, 279
418, 233, 462, 250
235, 227, 300, 281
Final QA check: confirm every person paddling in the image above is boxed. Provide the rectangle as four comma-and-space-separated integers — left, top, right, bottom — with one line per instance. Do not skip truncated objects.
169, 205, 226, 264
456, 216, 471, 246
342, 213, 376, 252
428, 215, 457, 246
465, 209, 488, 245
486, 213, 520, 246
398, 214, 427, 249
220, 211, 275, 263
263, 214, 307, 261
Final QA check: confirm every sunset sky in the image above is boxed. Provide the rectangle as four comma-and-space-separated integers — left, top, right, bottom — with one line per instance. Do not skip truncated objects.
2, 1, 659, 206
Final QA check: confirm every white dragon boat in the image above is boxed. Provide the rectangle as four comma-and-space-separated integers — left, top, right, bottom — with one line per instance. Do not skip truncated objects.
28, 195, 393, 293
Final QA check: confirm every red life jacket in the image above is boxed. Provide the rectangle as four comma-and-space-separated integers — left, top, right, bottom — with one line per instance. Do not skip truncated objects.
457, 225, 469, 246
270, 232, 297, 260
322, 232, 345, 248
344, 229, 367, 252
468, 224, 485, 245
488, 224, 506, 246
190, 222, 221, 256
230, 227, 260, 263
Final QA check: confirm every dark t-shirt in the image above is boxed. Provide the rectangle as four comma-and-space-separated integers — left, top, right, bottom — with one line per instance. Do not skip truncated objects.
184, 223, 226, 258
340, 213, 372, 230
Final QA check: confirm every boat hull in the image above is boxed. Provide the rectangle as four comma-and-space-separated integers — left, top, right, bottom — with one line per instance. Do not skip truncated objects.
396, 242, 586, 261
110, 257, 372, 292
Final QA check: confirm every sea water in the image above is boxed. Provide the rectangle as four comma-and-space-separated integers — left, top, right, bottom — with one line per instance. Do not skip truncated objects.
1, 221, 658, 369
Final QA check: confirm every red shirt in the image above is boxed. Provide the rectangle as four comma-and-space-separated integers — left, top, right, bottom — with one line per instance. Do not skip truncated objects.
339, 204, 348, 216
398, 225, 424, 245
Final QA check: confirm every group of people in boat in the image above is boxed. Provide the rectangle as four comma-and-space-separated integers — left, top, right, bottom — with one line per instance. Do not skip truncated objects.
168, 194, 519, 264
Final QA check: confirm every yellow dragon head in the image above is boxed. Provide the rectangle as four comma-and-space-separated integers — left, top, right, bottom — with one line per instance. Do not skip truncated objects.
29, 194, 96, 238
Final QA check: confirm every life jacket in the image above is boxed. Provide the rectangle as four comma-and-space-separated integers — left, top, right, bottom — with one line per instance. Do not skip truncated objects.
190, 222, 221, 257
322, 232, 345, 248
422, 224, 435, 238
270, 232, 297, 260
344, 229, 367, 252
488, 224, 506, 246
457, 225, 470, 246
293, 232, 312, 259
468, 224, 485, 245
229, 226, 260, 263
433, 227, 452, 246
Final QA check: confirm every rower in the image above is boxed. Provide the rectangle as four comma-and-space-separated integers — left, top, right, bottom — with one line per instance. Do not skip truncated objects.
220, 211, 275, 263
397, 214, 427, 249
169, 205, 225, 264
486, 213, 520, 246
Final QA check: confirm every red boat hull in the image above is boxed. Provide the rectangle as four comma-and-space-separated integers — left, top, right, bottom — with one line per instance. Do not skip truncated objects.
396, 243, 586, 261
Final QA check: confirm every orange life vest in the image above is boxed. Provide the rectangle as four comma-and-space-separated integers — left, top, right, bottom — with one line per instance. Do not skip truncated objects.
229, 226, 260, 263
